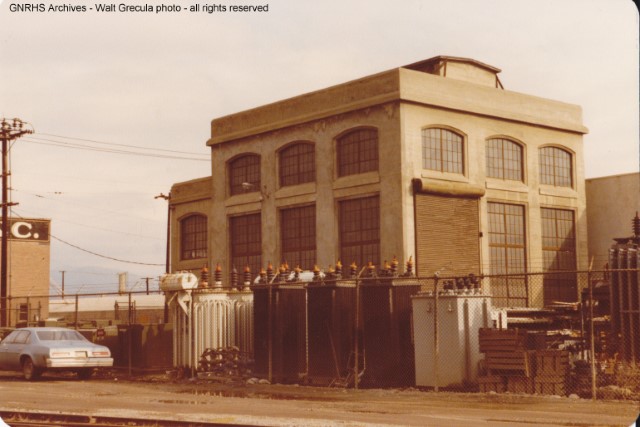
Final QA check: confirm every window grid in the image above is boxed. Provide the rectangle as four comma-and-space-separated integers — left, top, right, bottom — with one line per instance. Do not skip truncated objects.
229, 155, 261, 196
339, 196, 380, 268
181, 215, 207, 260
486, 138, 523, 181
279, 143, 315, 187
541, 207, 577, 303
281, 205, 316, 270
230, 213, 262, 278
539, 147, 572, 187
422, 128, 464, 174
488, 203, 527, 306
337, 129, 379, 177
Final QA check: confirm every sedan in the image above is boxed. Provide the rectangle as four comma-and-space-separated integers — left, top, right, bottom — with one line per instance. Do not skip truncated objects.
0, 327, 113, 380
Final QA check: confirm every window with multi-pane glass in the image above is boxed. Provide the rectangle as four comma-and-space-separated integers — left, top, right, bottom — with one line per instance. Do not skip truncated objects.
539, 147, 572, 187
339, 196, 380, 269
281, 205, 316, 269
486, 138, 523, 181
279, 143, 315, 187
229, 154, 261, 196
422, 128, 464, 174
337, 129, 378, 177
181, 214, 207, 260
541, 207, 577, 303
230, 213, 262, 277
488, 203, 527, 307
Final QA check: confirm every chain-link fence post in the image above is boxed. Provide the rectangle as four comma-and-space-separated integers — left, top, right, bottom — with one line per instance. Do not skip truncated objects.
588, 268, 597, 400
74, 294, 79, 329
268, 279, 273, 384
433, 274, 439, 392
354, 273, 360, 390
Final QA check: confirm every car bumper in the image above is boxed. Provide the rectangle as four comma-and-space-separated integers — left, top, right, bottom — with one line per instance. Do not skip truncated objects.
46, 358, 114, 368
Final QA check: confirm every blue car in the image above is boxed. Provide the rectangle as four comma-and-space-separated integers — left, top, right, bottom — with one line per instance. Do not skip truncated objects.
0, 327, 113, 380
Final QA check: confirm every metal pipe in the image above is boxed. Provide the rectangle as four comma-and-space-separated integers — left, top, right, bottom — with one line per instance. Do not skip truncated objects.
588, 263, 596, 400
268, 283, 273, 383
433, 275, 439, 392
463, 298, 471, 382
128, 292, 132, 377
74, 294, 79, 329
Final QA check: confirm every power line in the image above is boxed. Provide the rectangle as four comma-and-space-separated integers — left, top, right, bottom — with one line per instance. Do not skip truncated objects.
21, 136, 209, 161
36, 132, 209, 156
50, 234, 165, 266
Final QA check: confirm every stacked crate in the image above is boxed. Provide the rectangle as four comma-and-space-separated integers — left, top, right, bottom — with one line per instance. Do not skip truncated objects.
478, 328, 534, 393
534, 350, 569, 395
477, 329, 571, 395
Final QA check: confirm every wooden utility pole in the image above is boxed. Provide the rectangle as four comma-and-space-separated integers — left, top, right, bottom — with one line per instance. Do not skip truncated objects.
0, 118, 33, 327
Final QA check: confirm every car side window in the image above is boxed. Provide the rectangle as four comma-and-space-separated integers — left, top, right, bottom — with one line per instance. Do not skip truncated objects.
12, 331, 30, 344
1, 331, 19, 343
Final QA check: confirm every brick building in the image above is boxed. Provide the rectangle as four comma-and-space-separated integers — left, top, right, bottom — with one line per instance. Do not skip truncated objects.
1, 217, 50, 325
169, 55, 589, 307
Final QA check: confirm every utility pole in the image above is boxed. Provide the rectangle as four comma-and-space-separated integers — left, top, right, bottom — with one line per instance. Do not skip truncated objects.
154, 192, 171, 274
143, 277, 151, 295
0, 118, 33, 327
60, 271, 66, 299
155, 192, 171, 323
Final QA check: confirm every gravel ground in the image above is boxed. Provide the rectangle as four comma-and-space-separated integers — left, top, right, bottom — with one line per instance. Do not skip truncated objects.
0, 371, 639, 426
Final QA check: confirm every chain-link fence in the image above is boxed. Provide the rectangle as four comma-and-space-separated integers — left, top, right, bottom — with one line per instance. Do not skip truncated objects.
250, 267, 640, 400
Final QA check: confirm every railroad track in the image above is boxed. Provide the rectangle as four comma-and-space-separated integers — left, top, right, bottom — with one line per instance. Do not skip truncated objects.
0, 411, 255, 427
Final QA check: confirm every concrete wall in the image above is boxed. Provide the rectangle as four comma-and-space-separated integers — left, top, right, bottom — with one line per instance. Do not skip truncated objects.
586, 172, 640, 269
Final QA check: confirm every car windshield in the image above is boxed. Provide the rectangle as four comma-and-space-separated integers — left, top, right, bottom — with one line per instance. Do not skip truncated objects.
36, 330, 87, 341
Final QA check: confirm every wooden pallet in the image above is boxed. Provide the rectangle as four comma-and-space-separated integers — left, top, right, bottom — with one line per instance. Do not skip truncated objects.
507, 376, 535, 394
479, 328, 526, 353
535, 350, 569, 376
478, 375, 506, 393
534, 375, 566, 395
485, 350, 533, 377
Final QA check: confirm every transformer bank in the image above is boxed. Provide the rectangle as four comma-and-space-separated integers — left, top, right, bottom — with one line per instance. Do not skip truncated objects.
162, 273, 253, 370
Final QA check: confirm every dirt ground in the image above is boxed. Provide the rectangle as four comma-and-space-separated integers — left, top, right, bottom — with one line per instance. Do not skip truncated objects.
0, 371, 639, 426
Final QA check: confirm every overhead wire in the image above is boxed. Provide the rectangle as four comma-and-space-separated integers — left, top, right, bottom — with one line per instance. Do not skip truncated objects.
22, 136, 209, 161
51, 235, 165, 266
10, 211, 164, 266
35, 132, 209, 156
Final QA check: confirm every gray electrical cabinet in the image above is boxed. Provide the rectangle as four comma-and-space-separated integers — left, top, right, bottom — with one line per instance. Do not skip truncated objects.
412, 292, 492, 388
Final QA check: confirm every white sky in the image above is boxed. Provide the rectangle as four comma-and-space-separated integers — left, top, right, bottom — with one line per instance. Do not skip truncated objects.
0, 0, 638, 293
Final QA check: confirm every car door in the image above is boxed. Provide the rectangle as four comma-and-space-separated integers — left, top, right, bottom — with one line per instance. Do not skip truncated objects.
0, 330, 30, 370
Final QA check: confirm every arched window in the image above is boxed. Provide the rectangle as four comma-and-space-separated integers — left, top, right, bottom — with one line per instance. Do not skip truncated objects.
486, 138, 524, 181
422, 128, 464, 174
279, 142, 315, 187
539, 146, 572, 187
180, 214, 207, 260
336, 128, 378, 177
229, 154, 260, 196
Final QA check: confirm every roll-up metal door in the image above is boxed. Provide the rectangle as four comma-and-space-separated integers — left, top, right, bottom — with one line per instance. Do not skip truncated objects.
415, 193, 481, 277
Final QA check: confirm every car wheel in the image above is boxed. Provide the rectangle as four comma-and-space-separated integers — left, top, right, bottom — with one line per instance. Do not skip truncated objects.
76, 368, 93, 380
22, 357, 41, 381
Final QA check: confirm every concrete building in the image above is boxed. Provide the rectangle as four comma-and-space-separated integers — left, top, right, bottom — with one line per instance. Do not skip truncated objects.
170, 56, 589, 307
0, 217, 51, 325
586, 172, 640, 269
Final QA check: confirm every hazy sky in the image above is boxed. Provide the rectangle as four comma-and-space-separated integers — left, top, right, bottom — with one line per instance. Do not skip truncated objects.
0, 0, 638, 293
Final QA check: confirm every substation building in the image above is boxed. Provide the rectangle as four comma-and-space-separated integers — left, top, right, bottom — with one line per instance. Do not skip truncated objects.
170, 55, 588, 308
165, 56, 590, 385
